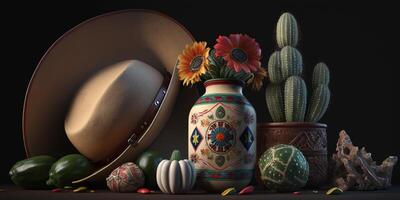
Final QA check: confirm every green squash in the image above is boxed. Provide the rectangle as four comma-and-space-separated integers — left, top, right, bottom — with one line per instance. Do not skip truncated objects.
47, 154, 93, 188
258, 144, 309, 191
136, 150, 163, 189
9, 155, 56, 189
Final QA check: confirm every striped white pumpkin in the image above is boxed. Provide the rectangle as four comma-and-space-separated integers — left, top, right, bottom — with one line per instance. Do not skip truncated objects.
156, 150, 196, 194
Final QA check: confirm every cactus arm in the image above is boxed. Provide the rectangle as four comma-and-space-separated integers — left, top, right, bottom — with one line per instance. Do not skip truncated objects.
265, 84, 285, 122
268, 51, 284, 84
312, 62, 330, 88
284, 76, 307, 122
306, 84, 330, 122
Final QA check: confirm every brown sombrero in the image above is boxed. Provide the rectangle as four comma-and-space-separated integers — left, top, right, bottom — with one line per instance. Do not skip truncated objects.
22, 9, 196, 183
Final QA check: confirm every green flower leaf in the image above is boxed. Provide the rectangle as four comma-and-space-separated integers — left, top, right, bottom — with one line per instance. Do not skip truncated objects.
209, 49, 226, 67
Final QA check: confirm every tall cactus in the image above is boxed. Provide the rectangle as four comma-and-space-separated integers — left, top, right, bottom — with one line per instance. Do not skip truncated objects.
266, 84, 285, 122
268, 51, 284, 84
312, 62, 330, 88
284, 76, 307, 122
280, 46, 303, 79
306, 85, 330, 122
265, 12, 331, 123
276, 12, 299, 48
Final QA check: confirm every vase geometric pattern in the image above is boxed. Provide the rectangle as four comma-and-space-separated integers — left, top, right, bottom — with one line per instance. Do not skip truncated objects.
190, 127, 203, 151
197, 169, 253, 181
240, 127, 254, 151
206, 121, 235, 153
195, 94, 251, 105
188, 80, 256, 192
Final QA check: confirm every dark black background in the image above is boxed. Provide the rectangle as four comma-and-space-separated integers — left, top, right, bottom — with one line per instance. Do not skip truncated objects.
1, 0, 398, 185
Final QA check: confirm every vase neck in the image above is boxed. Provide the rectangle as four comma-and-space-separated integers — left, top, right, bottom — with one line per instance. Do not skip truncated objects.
203, 79, 243, 95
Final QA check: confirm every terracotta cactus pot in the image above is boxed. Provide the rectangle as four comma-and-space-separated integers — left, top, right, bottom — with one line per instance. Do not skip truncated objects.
257, 122, 327, 188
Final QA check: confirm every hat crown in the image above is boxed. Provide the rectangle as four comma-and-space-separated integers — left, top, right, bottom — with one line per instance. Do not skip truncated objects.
65, 60, 163, 162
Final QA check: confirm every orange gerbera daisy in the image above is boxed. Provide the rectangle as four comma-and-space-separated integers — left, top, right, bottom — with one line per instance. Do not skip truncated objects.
177, 42, 210, 86
249, 66, 267, 90
214, 34, 261, 73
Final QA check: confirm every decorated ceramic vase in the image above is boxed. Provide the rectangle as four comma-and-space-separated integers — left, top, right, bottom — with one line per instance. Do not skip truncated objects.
188, 79, 256, 192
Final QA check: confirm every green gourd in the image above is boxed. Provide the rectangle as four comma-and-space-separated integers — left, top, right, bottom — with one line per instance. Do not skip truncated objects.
306, 84, 330, 122
280, 46, 303, 80
276, 12, 299, 48
265, 84, 285, 122
47, 154, 93, 188
136, 150, 164, 189
312, 62, 330, 88
9, 155, 56, 189
284, 76, 307, 122
268, 51, 284, 84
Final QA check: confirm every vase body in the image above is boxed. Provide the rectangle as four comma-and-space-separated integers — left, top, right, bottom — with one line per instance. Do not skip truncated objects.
188, 79, 256, 192
257, 122, 327, 188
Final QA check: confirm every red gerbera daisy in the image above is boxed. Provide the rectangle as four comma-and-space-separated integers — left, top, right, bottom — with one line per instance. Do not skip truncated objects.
214, 34, 261, 73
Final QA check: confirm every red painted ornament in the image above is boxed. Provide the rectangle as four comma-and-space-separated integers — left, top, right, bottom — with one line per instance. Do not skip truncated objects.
106, 162, 145, 192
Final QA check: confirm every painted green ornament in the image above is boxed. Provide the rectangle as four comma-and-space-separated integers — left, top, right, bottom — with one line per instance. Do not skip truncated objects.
216, 106, 226, 119
215, 155, 225, 167
258, 144, 309, 191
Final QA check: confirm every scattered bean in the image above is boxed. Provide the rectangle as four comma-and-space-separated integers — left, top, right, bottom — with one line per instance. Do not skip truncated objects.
221, 187, 236, 196
52, 188, 62, 193
293, 191, 301, 195
326, 187, 343, 195
137, 187, 150, 194
73, 186, 87, 193
239, 186, 254, 195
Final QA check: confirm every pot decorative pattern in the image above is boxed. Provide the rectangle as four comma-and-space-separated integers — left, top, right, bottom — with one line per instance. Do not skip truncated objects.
188, 79, 256, 192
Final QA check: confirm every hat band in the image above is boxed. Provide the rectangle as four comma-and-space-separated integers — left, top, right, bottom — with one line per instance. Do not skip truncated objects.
127, 70, 171, 145
100, 70, 171, 164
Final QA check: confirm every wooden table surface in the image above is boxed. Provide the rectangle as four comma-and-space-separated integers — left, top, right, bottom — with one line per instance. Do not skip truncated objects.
1, 185, 400, 200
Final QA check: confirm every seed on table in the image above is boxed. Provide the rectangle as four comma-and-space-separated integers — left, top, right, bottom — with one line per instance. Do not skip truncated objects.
52, 188, 62, 192
326, 187, 343, 195
137, 188, 150, 194
73, 186, 87, 193
221, 187, 236, 196
239, 186, 254, 195
293, 191, 301, 195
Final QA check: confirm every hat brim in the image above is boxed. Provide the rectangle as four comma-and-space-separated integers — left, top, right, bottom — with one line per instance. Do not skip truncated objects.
23, 9, 196, 183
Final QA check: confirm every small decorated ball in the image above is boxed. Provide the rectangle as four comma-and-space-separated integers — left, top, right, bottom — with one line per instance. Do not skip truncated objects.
106, 162, 145, 192
258, 144, 309, 191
